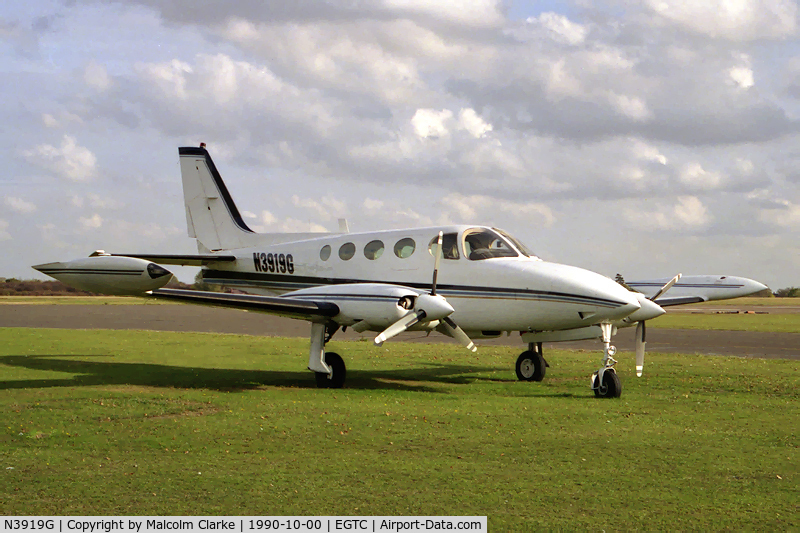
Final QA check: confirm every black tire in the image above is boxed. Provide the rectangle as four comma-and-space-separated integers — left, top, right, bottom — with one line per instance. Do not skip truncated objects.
314, 352, 346, 389
593, 370, 622, 398
515, 350, 546, 382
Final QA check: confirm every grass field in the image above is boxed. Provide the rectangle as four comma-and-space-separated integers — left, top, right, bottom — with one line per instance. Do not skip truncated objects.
649, 312, 800, 333
0, 328, 796, 529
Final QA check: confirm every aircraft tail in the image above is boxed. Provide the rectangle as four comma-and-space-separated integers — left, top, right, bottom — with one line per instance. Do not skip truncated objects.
179, 145, 332, 251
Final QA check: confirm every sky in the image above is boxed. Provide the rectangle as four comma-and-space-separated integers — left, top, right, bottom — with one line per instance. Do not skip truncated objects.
1, 0, 799, 290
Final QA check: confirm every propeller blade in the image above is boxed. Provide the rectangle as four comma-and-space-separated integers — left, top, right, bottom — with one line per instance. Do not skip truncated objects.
440, 316, 477, 352
431, 231, 443, 296
374, 311, 422, 346
651, 273, 682, 302
635, 320, 646, 377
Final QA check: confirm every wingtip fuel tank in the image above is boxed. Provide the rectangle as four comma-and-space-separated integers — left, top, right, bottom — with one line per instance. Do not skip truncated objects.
33, 255, 173, 296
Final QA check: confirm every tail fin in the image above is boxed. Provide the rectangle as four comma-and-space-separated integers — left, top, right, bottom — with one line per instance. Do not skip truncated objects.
179, 146, 258, 250
179, 145, 338, 250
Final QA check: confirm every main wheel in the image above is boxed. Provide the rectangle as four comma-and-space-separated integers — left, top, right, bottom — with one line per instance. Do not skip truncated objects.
592, 370, 622, 398
515, 350, 546, 382
314, 352, 346, 389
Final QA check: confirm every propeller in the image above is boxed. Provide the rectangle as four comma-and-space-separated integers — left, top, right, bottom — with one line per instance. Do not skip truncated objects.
374, 232, 477, 352
631, 273, 680, 377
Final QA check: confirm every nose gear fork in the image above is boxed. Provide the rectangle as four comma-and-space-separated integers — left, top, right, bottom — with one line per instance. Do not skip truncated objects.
591, 321, 621, 398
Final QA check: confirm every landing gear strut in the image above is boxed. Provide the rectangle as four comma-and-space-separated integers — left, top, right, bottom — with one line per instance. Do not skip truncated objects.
591, 322, 621, 398
516, 342, 546, 382
308, 322, 347, 388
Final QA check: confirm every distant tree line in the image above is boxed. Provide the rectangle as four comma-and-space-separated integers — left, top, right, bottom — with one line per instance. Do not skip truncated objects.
0, 277, 193, 296
773, 286, 800, 298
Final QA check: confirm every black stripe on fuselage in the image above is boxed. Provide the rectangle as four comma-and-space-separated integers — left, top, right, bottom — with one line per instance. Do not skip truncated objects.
179, 146, 254, 234
202, 270, 628, 308
36, 269, 143, 276
629, 283, 745, 289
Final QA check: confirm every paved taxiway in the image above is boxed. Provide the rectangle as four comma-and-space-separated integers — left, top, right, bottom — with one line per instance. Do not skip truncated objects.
2, 304, 797, 360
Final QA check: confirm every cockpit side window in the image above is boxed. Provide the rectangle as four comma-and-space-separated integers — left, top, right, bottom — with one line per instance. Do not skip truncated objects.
493, 228, 540, 260
429, 233, 460, 260
463, 228, 518, 260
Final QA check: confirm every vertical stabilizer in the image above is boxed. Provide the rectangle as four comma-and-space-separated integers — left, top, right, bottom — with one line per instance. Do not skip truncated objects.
179, 146, 262, 250
179, 145, 337, 250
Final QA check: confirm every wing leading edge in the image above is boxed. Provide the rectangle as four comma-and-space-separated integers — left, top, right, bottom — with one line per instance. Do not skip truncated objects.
150, 288, 340, 321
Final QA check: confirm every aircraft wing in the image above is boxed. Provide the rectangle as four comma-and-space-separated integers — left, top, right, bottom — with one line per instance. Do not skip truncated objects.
652, 296, 705, 307
112, 254, 237, 266
150, 288, 340, 321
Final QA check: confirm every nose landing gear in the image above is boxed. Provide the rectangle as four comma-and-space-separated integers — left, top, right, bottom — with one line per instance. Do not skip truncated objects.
591, 322, 622, 398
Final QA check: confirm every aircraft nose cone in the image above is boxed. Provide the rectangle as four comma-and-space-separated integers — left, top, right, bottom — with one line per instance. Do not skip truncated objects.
553, 264, 641, 321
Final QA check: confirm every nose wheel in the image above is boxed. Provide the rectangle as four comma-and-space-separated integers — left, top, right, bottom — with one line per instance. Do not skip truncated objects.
591, 322, 622, 398
516, 343, 546, 382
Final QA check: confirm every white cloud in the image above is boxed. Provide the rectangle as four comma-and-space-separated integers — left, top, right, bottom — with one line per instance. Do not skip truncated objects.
749, 190, 800, 226
291, 195, 346, 221
623, 196, 711, 230
383, 0, 504, 28
440, 194, 556, 227
21, 135, 97, 182
79, 214, 103, 230
363, 198, 384, 213
631, 139, 668, 165
680, 162, 723, 190
527, 12, 588, 45
457, 108, 493, 138
4, 197, 37, 214
41, 111, 83, 129
645, 0, 797, 41
609, 93, 653, 122
411, 109, 453, 138
137, 59, 193, 99
81, 194, 124, 210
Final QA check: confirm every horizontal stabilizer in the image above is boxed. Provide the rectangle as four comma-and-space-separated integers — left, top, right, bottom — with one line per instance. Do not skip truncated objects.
112, 254, 236, 266
150, 288, 339, 320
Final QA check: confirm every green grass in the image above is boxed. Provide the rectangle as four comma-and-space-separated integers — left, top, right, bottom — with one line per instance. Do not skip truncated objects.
685, 297, 799, 307
0, 328, 797, 529
649, 312, 800, 332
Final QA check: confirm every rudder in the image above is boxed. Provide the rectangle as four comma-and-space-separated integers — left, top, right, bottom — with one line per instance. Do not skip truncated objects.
179, 145, 260, 251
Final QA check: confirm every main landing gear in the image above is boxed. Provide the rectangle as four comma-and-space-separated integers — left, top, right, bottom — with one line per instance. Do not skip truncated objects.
591, 322, 622, 398
515, 342, 548, 382
308, 322, 347, 388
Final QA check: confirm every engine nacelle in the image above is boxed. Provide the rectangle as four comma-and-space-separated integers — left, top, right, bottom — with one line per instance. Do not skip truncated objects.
33, 255, 173, 296
285, 283, 423, 330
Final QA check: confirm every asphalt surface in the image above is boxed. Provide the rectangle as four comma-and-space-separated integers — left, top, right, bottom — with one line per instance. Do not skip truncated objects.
2, 304, 798, 360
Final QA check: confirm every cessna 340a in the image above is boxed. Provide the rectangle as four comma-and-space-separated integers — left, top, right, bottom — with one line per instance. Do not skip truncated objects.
33, 145, 768, 397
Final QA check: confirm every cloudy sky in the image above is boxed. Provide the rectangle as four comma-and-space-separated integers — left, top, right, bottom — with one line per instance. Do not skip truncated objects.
2, 0, 799, 290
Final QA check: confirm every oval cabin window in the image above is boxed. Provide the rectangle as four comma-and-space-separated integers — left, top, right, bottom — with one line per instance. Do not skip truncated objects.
320, 245, 331, 261
364, 240, 385, 260
393, 238, 416, 258
339, 242, 356, 260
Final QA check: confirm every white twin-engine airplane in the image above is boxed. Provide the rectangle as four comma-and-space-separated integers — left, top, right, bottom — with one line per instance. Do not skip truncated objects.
33, 145, 768, 398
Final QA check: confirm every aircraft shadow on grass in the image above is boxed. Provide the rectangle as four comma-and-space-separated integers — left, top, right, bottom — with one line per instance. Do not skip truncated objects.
0, 355, 508, 393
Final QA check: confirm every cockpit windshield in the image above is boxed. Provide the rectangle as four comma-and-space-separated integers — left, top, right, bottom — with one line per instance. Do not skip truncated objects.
493, 228, 540, 260
463, 228, 519, 260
